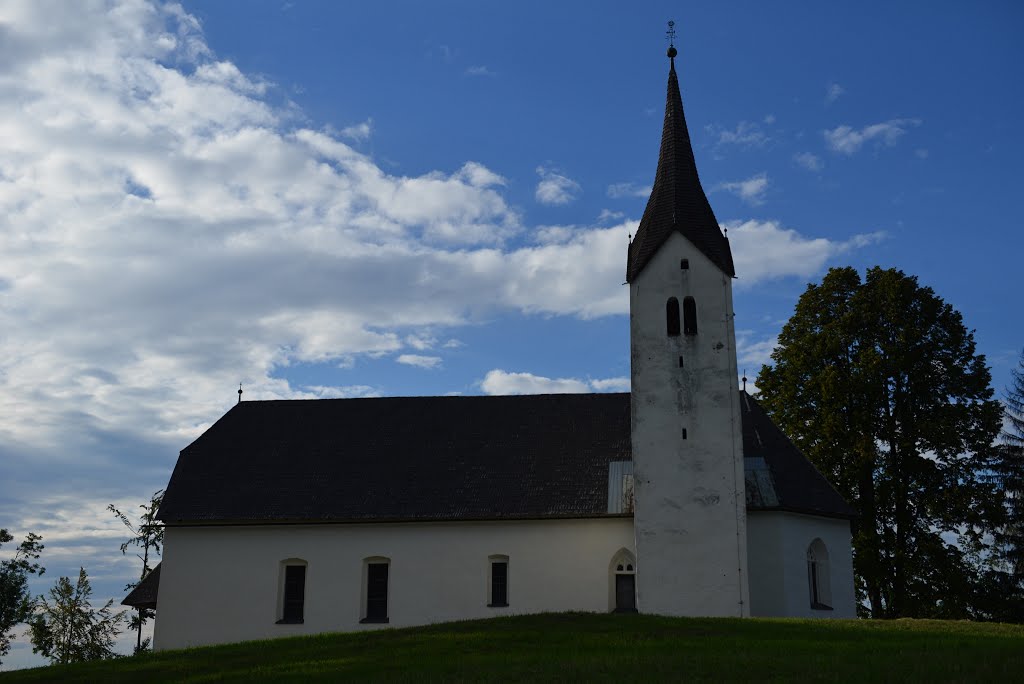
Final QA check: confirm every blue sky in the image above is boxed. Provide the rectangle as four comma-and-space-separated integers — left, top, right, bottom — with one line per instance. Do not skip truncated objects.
1, 0, 1022, 669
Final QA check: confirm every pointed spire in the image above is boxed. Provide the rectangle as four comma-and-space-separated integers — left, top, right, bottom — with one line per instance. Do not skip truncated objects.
626, 25, 735, 282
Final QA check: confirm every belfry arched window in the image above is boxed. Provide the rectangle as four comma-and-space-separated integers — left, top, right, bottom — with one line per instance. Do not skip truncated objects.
683, 296, 697, 335
667, 298, 681, 336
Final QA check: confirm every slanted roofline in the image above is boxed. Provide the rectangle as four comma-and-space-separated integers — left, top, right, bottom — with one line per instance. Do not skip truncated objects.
626, 47, 735, 282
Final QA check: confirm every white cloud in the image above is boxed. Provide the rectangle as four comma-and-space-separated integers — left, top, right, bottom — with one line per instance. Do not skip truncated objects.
706, 120, 769, 148
736, 331, 779, 371
794, 152, 823, 171
825, 82, 845, 104
535, 166, 581, 205
340, 118, 373, 141
302, 384, 380, 398
396, 354, 442, 369
404, 333, 437, 350
480, 370, 627, 395
716, 173, 769, 205
597, 209, 625, 223
465, 65, 494, 76
534, 225, 576, 244
455, 161, 506, 188
607, 182, 651, 199
725, 220, 886, 284
824, 119, 921, 155
590, 377, 630, 392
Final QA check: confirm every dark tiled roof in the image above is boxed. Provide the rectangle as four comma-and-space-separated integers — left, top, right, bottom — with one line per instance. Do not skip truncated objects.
158, 394, 632, 523
121, 563, 160, 609
626, 57, 735, 282
739, 391, 856, 519
158, 392, 854, 523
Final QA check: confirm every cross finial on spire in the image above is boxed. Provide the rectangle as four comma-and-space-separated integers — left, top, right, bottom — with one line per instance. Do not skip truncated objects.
742, 371, 747, 392
666, 20, 677, 60
238, 382, 243, 404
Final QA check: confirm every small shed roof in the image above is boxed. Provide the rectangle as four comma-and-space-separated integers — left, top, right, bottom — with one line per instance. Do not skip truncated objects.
121, 563, 160, 610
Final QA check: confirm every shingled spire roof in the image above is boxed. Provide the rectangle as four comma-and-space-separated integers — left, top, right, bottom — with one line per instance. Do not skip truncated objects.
626, 44, 735, 282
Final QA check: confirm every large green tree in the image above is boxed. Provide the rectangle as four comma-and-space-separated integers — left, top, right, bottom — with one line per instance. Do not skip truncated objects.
0, 530, 44, 666
757, 266, 1003, 618
109, 489, 164, 654
28, 567, 125, 664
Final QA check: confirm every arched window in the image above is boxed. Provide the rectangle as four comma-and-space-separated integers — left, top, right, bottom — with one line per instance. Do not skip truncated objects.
666, 298, 681, 336
361, 556, 391, 624
807, 539, 833, 610
680, 258, 689, 270
276, 558, 307, 624
609, 549, 637, 613
683, 296, 697, 335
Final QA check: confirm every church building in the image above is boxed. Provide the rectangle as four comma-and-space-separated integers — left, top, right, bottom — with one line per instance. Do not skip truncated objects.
126, 41, 857, 651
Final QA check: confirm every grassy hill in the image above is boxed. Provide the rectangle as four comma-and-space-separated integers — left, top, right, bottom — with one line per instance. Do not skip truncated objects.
3, 613, 1022, 682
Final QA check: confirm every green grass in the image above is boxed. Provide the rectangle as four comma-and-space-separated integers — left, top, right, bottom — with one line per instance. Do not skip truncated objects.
3, 613, 1023, 683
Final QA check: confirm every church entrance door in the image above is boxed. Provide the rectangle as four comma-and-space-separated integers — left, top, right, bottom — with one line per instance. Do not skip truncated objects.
615, 573, 636, 613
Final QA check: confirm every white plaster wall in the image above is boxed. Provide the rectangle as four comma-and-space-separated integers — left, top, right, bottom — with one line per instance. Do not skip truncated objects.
630, 231, 749, 617
746, 511, 856, 618
154, 517, 634, 650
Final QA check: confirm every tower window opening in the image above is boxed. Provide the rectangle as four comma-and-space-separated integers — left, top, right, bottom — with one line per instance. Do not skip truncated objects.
678, 356, 684, 368
680, 259, 689, 270
666, 298, 681, 336
682, 428, 688, 440
683, 296, 697, 335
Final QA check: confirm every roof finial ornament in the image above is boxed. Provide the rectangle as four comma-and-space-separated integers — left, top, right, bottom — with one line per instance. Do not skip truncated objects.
742, 371, 747, 392
666, 20, 677, 61
237, 382, 243, 404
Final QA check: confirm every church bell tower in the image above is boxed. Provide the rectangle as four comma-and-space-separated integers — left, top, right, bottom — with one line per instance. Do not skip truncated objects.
627, 29, 749, 617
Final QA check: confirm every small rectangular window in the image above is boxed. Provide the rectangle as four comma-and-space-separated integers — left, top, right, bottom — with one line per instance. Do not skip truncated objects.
282, 565, 305, 623
490, 561, 508, 607
365, 563, 389, 622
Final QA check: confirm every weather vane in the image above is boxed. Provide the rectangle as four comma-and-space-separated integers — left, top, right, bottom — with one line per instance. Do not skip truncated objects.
666, 20, 676, 48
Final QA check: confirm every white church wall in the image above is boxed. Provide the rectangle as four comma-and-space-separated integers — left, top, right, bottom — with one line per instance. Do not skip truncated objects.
154, 517, 635, 650
746, 511, 856, 618
630, 231, 749, 617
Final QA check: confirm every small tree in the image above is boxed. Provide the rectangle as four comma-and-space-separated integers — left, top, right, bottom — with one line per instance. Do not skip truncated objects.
990, 349, 1024, 619
28, 567, 125, 664
0, 529, 44, 666
109, 489, 163, 654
